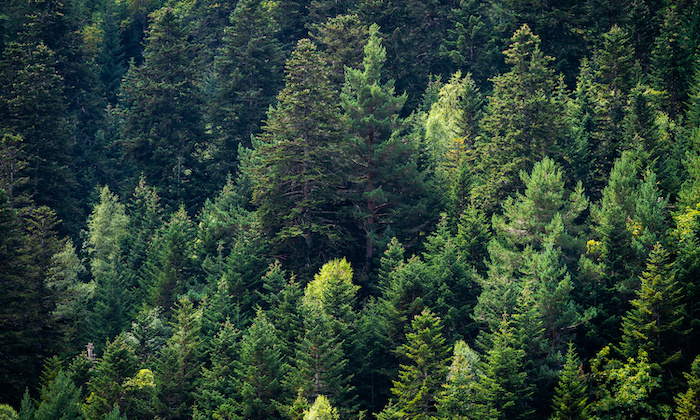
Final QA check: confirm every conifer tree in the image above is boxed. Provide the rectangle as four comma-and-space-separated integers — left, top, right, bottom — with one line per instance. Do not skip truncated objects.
304, 395, 340, 420
35, 370, 82, 420
155, 298, 203, 420
83, 336, 140, 420
341, 24, 426, 277
250, 38, 345, 271
476, 316, 534, 420
619, 244, 686, 368
475, 24, 569, 209
120, 7, 209, 211
209, 0, 283, 157
436, 340, 482, 420
235, 311, 287, 420
675, 356, 700, 420
550, 342, 589, 420
388, 309, 451, 419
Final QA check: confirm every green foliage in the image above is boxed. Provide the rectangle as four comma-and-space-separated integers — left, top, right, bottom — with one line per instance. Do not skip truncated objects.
474, 24, 569, 209
154, 298, 203, 420
675, 356, 700, 420
619, 244, 686, 368
35, 370, 83, 420
436, 340, 482, 419
304, 395, 339, 420
250, 38, 345, 271
388, 308, 451, 419
589, 347, 670, 420
0, 404, 17, 420
120, 7, 209, 211
550, 343, 589, 420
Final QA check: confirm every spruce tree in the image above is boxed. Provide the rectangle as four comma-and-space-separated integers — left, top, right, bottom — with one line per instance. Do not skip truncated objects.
235, 311, 287, 420
341, 23, 425, 277
550, 343, 589, 420
436, 340, 483, 420
250, 38, 345, 271
208, 0, 284, 156
475, 24, 569, 209
619, 244, 686, 368
120, 7, 209, 211
388, 309, 451, 419
155, 298, 204, 420
34, 370, 82, 420
675, 356, 700, 420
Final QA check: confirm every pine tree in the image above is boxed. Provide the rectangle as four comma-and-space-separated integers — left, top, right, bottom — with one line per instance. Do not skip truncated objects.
83, 336, 140, 420
650, 6, 693, 118
476, 316, 534, 420
675, 356, 700, 420
235, 311, 287, 420
436, 340, 483, 420
208, 0, 284, 157
304, 395, 340, 420
341, 23, 419, 276
34, 370, 82, 420
388, 309, 451, 419
550, 343, 589, 420
155, 298, 203, 420
87, 186, 133, 346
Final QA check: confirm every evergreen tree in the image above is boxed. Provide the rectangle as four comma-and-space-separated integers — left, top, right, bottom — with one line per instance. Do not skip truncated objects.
83, 336, 140, 420
87, 186, 133, 346
208, 0, 284, 159
436, 340, 483, 420
550, 342, 589, 420
250, 38, 345, 271
235, 311, 287, 420
120, 7, 209, 211
341, 23, 418, 276
387, 309, 451, 419
675, 356, 700, 420
650, 6, 693, 118
304, 395, 339, 420
476, 316, 534, 420
155, 298, 203, 420
259, 261, 304, 360
619, 244, 686, 368
474, 25, 569, 209
35, 370, 82, 420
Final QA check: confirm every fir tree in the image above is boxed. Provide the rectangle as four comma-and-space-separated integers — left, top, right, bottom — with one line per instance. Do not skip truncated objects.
250, 38, 345, 271
120, 7, 209, 211
35, 370, 82, 420
619, 244, 686, 368
388, 309, 451, 419
550, 343, 589, 420
474, 24, 569, 209
436, 340, 483, 420
675, 356, 700, 420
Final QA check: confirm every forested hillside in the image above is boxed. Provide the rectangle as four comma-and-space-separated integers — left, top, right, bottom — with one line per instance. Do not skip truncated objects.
2, 0, 700, 418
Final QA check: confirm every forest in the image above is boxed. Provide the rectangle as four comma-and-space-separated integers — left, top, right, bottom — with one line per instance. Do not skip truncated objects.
2, 0, 700, 418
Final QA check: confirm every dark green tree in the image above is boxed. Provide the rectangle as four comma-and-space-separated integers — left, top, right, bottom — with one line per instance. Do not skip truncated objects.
120, 7, 209, 211
155, 298, 203, 420
208, 0, 284, 159
34, 370, 82, 420
474, 25, 569, 209
250, 38, 345, 271
619, 244, 686, 369
235, 311, 287, 420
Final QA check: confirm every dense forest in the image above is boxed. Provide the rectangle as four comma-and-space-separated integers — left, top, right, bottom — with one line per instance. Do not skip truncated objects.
2, 0, 700, 418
